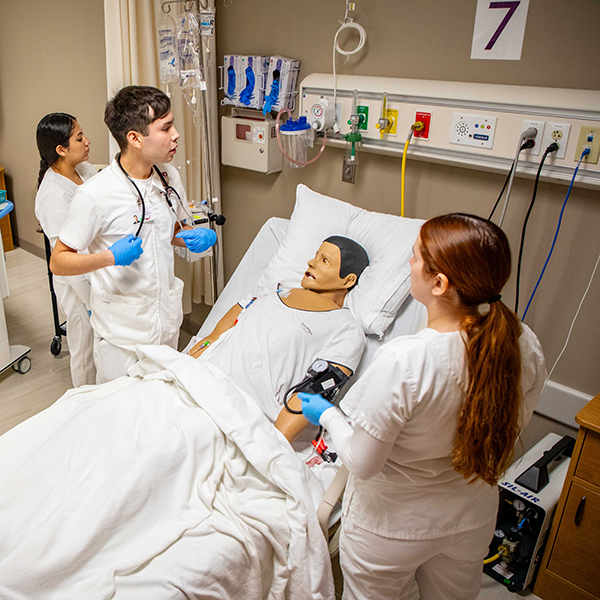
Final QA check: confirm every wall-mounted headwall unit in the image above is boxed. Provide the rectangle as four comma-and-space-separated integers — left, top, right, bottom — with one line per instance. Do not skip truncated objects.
300, 74, 600, 189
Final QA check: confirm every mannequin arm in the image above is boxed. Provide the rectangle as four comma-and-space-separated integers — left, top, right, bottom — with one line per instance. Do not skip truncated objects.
189, 303, 243, 358
274, 364, 352, 443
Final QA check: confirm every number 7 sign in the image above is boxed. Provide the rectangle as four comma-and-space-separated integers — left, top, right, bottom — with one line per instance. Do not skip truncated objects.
471, 0, 530, 60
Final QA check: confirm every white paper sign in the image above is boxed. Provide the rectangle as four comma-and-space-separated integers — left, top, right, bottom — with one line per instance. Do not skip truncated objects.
471, 0, 530, 61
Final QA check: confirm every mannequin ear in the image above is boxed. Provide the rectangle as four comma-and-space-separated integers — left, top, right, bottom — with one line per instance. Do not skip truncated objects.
126, 130, 143, 150
343, 273, 357, 289
431, 272, 450, 298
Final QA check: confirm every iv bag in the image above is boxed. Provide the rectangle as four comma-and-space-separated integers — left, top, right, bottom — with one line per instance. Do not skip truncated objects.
157, 11, 178, 85
177, 11, 202, 91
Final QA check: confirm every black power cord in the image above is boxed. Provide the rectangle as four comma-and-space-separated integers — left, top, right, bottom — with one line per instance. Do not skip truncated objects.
488, 139, 535, 221
514, 142, 559, 314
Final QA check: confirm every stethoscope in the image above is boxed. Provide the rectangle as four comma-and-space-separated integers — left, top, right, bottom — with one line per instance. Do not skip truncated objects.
117, 154, 192, 238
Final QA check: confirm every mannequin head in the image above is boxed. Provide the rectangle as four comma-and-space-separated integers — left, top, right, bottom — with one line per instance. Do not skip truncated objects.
301, 236, 369, 296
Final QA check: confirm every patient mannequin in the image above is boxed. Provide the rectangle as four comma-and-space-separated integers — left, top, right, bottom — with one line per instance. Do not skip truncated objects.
189, 236, 370, 447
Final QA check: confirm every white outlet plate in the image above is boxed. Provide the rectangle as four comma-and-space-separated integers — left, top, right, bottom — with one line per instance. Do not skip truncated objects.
541, 122, 571, 160
521, 120, 545, 157
449, 113, 497, 149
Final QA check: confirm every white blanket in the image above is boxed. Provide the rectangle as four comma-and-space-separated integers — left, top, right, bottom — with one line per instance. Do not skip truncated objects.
0, 346, 334, 600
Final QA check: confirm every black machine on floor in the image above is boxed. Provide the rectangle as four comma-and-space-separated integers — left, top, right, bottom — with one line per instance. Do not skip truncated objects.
42, 232, 66, 356
483, 433, 575, 593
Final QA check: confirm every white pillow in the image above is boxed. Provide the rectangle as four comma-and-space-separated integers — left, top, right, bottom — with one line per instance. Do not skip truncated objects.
256, 184, 425, 336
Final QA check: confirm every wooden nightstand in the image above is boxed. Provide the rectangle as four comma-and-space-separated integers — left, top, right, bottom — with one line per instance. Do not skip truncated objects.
534, 392, 600, 600
0, 167, 14, 252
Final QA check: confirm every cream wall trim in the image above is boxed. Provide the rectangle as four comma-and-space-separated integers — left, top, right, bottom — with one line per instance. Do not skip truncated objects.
300, 74, 600, 188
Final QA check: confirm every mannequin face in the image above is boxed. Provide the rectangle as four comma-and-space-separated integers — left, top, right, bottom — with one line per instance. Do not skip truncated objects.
301, 242, 356, 292
57, 121, 90, 166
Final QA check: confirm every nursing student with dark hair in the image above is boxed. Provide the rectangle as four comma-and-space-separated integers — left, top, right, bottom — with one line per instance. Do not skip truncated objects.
50, 86, 217, 384
301, 214, 547, 600
35, 113, 97, 386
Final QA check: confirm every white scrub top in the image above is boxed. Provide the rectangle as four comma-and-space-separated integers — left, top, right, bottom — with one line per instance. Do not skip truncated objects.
35, 162, 97, 248
339, 324, 547, 540
202, 287, 366, 451
58, 158, 188, 347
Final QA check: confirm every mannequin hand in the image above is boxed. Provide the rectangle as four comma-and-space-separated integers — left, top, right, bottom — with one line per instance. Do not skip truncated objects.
108, 234, 143, 266
176, 228, 217, 253
299, 393, 335, 426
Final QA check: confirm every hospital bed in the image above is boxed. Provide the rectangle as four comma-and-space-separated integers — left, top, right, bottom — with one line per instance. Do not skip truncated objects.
0, 184, 425, 600
188, 184, 427, 534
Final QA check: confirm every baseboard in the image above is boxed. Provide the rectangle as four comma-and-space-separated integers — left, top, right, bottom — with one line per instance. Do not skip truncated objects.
16, 239, 45, 261
535, 380, 593, 428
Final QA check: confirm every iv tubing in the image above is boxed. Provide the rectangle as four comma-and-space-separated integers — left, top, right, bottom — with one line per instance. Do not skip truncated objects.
276, 107, 327, 167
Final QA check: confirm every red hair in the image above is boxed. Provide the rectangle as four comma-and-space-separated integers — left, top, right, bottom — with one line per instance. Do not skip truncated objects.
419, 213, 522, 486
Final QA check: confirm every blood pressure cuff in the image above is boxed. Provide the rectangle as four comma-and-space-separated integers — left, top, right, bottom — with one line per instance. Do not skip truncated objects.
293, 359, 350, 403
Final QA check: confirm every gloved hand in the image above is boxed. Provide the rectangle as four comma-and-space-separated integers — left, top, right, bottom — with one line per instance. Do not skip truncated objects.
299, 392, 335, 426
175, 228, 217, 253
108, 234, 143, 266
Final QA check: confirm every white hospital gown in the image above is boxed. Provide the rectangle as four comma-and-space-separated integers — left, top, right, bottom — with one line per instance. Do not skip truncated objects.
201, 287, 366, 452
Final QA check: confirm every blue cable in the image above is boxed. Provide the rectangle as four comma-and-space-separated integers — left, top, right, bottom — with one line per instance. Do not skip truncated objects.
522, 148, 591, 320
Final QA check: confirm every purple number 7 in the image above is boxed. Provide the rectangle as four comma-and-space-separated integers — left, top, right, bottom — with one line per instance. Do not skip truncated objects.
485, 1, 521, 50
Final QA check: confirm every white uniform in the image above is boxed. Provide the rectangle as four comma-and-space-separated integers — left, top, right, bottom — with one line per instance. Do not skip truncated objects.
201, 287, 366, 453
35, 162, 97, 386
337, 324, 547, 600
59, 158, 187, 383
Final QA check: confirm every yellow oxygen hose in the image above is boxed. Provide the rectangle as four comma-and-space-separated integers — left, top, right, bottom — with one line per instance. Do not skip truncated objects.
400, 121, 424, 218
483, 553, 501, 565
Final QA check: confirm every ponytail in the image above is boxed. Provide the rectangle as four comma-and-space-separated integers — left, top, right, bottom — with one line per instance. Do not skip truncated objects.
35, 113, 76, 190
37, 158, 50, 190
455, 300, 522, 485
420, 213, 522, 486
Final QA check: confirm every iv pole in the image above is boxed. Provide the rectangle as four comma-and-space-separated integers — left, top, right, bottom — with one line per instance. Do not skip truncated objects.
162, 0, 225, 298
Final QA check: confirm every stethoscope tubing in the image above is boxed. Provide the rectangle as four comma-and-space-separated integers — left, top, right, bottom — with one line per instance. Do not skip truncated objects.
116, 155, 192, 237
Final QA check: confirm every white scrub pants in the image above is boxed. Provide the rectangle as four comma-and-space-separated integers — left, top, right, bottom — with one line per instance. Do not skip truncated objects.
93, 330, 180, 385
339, 518, 495, 600
53, 277, 96, 387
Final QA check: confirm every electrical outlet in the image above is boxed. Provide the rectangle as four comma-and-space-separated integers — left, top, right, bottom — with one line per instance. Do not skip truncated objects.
540, 123, 571, 160
574, 125, 600, 164
413, 112, 432, 140
521, 120, 545, 157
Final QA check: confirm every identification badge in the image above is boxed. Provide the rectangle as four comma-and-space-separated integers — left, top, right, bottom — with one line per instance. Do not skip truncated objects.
132, 202, 153, 226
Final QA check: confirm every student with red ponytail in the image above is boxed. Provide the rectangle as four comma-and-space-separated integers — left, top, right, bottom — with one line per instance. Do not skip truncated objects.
301, 213, 547, 600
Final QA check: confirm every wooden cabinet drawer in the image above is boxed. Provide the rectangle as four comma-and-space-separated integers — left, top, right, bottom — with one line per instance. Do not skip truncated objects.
547, 482, 600, 597
576, 430, 600, 487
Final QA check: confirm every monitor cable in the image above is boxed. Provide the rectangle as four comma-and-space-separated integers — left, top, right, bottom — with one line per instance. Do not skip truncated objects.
522, 147, 591, 320
514, 142, 559, 314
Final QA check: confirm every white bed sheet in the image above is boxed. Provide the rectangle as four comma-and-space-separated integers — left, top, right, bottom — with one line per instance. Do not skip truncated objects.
0, 346, 333, 600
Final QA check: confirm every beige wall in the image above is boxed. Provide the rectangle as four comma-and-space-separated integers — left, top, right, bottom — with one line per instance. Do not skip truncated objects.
0, 0, 109, 256
215, 0, 600, 397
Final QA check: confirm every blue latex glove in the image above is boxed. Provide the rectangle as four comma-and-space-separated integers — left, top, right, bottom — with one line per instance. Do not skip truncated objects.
262, 78, 280, 115
175, 228, 217, 253
226, 65, 236, 96
299, 392, 335, 426
239, 67, 255, 106
108, 234, 143, 266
